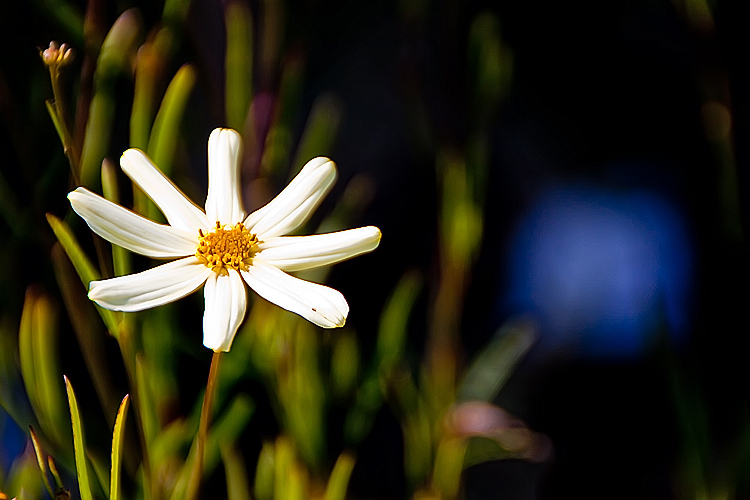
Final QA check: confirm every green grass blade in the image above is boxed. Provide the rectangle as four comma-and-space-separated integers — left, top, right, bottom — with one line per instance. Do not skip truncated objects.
47, 213, 121, 338
253, 442, 274, 500
220, 445, 252, 500
30, 292, 70, 450
324, 452, 355, 500
135, 354, 159, 450
47, 456, 65, 491
29, 426, 55, 498
18, 288, 40, 419
290, 93, 343, 177
147, 64, 196, 176
45, 100, 67, 153
225, 1, 253, 132
131, 29, 174, 151
162, 0, 191, 25
376, 270, 422, 373
101, 159, 131, 277
110, 394, 130, 500
80, 9, 143, 189
46, 214, 99, 286
78, 92, 115, 190
456, 319, 536, 402
64, 376, 94, 500
344, 271, 422, 445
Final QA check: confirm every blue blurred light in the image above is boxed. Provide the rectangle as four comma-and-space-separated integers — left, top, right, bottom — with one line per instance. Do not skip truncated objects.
504, 183, 693, 359
1, 406, 25, 473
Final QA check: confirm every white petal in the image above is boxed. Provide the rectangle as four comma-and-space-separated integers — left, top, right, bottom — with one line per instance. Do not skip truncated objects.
68, 188, 198, 258
88, 256, 211, 312
244, 157, 336, 238
202, 270, 247, 352
121, 149, 211, 232
241, 262, 348, 328
255, 226, 382, 272
205, 128, 246, 225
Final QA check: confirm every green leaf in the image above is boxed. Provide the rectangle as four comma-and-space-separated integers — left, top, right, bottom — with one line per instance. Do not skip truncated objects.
324, 452, 355, 500
253, 442, 274, 500
376, 270, 422, 373
281, 327, 325, 467
101, 160, 131, 277
290, 93, 343, 178
47, 213, 122, 338
46, 214, 99, 288
456, 319, 535, 402
163, 0, 191, 25
95, 9, 143, 81
131, 28, 174, 151
64, 376, 94, 500
330, 331, 359, 398
433, 437, 467, 500
19, 288, 71, 454
52, 243, 120, 423
438, 152, 483, 266
29, 426, 55, 498
18, 289, 40, 420
79, 91, 115, 189
110, 395, 130, 500
47, 456, 65, 491
31, 292, 70, 449
273, 437, 296, 500
344, 271, 422, 445
462, 434, 537, 469
260, 57, 304, 178
45, 100, 67, 155
204, 394, 254, 472
135, 354, 159, 449
80, 10, 143, 189
225, 1, 254, 132
5, 445, 47, 500
147, 64, 197, 177
220, 445, 252, 500
467, 12, 513, 122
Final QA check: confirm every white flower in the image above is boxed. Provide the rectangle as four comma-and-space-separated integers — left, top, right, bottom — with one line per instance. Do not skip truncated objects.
68, 128, 381, 351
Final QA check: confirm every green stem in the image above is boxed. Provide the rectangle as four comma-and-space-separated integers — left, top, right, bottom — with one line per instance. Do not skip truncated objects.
186, 351, 223, 500
50, 67, 80, 173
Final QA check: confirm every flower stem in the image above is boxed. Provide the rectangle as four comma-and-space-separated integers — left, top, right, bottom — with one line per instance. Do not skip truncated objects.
186, 351, 223, 500
50, 67, 79, 170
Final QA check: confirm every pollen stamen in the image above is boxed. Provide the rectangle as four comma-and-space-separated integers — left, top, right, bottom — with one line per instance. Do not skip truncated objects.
196, 222, 259, 273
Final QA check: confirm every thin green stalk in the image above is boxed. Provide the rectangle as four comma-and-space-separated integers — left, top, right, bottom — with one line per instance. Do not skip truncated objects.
42, 42, 80, 180
186, 351, 223, 500
51, 66, 78, 169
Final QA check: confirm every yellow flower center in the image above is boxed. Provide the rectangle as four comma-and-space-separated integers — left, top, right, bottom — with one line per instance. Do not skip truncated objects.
196, 222, 259, 273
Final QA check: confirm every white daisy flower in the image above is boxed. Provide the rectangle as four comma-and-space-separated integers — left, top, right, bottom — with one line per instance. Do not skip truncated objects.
68, 128, 381, 351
